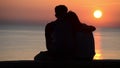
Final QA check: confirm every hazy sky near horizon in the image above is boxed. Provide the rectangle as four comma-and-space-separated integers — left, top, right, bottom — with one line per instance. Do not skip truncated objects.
0, 0, 120, 27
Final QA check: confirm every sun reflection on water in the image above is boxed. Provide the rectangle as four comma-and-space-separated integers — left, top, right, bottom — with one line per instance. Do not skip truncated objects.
94, 32, 103, 59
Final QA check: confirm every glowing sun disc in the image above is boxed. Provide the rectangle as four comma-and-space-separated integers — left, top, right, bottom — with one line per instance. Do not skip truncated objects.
94, 10, 102, 18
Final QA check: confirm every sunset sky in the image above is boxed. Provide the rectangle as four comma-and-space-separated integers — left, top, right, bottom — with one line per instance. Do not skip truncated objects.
0, 0, 120, 27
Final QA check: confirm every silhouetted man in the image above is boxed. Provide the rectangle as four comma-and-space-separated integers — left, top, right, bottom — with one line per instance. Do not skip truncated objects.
34, 5, 71, 61
45, 5, 68, 51
45, 5, 73, 60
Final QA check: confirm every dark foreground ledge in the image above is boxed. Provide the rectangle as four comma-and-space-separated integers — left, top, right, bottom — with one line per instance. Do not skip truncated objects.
0, 60, 120, 68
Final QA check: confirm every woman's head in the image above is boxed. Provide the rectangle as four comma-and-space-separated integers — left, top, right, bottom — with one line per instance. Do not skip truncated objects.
66, 11, 82, 30
67, 11, 82, 24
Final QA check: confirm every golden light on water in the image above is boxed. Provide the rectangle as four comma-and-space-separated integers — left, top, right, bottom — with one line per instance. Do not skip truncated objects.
94, 50, 102, 59
95, 53, 101, 58
94, 32, 103, 59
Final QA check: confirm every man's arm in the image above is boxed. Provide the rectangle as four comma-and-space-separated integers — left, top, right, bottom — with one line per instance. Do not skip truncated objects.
45, 23, 53, 51
81, 23, 96, 32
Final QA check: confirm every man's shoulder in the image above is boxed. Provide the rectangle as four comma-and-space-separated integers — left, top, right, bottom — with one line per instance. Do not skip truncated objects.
46, 20, 57, 26
45, 20, 57, 29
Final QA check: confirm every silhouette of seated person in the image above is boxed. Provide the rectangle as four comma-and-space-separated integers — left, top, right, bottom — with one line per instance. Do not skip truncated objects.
34, 5, 72, 61
65, 11, 96, 61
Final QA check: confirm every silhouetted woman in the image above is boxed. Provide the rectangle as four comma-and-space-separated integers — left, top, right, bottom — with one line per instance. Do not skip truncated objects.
66, 11, 96, 61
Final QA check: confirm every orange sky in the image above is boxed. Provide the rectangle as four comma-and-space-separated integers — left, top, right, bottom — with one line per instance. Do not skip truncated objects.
0, 0, 120, 27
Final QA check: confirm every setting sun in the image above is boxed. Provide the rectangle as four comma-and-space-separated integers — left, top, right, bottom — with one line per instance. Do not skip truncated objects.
93, 10, 102, 19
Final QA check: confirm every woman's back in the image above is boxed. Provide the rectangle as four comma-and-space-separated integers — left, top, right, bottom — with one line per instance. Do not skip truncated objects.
66, 11, 96, 60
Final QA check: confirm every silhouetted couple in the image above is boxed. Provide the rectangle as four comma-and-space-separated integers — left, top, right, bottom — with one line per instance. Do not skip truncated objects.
34, 5, 96, 61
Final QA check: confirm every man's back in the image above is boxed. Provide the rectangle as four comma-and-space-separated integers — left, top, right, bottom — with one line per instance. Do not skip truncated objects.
45, 19, 75, 57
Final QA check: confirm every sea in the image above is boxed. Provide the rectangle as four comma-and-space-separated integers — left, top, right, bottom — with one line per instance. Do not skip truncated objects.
0, 24, 120, 61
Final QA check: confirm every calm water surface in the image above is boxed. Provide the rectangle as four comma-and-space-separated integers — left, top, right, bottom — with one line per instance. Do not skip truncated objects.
0, 25, 120, 61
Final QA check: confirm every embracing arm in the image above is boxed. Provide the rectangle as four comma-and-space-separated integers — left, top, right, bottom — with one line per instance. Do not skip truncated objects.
80, 23, 96, 32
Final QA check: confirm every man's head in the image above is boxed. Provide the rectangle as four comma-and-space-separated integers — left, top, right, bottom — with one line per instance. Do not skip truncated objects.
55, 5, 68, 19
